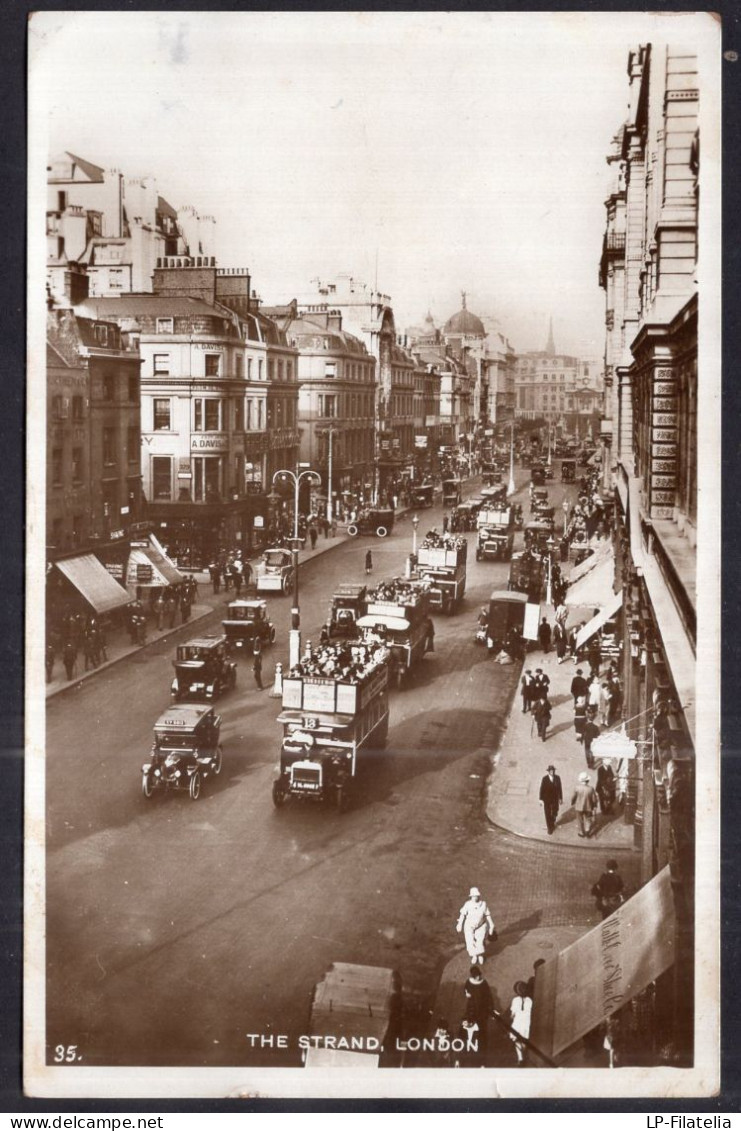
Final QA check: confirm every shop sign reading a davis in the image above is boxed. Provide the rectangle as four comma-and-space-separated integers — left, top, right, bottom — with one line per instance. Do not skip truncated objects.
191, 435, 228, 452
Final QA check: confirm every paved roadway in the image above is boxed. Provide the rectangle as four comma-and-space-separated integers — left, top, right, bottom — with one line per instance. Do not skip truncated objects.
46, 469, 594, 1068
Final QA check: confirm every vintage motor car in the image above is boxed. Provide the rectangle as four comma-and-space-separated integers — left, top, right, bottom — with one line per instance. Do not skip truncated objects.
170, 634, 237, 701
142, 703, 223, 801
324, 583, 368, 640
222, 598, 276, 652
347, 507, 395, 538
530, 463, 546, 486
561, 458, 576, 483
523, 521, 555, 555
508, 551, 546, 602
255, 547, 295, 594
410, 483, 434, 508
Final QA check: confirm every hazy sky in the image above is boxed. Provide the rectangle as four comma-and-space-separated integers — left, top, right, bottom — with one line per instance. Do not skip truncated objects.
30, 10, 707, 357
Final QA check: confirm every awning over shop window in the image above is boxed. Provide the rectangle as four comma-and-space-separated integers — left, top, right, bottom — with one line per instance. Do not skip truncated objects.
567, 540, 613, 586
575, 589, 623, 650
125, 538, 184, 593
126, 549, 168, 591
148, 534, 185, 586
566, 552, 616, 609
530, 866, 676, 1059
55, 554, 131, 615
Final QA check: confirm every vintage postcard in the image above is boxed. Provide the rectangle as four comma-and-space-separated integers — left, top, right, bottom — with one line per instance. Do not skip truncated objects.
25, 10, 721, 1100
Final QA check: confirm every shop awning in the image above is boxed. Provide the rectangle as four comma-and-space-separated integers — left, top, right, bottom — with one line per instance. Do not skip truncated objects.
126, 539, 184, 592
530, 866, 676, 1059
575, 589, 623, 650
55, 554, 131, 615
147, 534, 185, 585
568, 540, 613, 586
566, 553, 616, 609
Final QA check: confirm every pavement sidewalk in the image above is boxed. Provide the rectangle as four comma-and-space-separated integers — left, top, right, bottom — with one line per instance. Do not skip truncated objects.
434, 926, 594, 1068
485, 613, 635, 852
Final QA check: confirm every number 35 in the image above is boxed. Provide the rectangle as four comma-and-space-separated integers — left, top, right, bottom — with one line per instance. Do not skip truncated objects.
54, 1045, 80, 1063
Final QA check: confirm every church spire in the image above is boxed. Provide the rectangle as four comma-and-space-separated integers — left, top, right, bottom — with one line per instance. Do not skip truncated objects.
545, 316, 555, 356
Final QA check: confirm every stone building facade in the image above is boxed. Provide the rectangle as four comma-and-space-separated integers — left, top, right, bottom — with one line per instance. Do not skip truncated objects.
78, 262, 300, 565
599, 42, 700, 1063
266, 303, 377, 508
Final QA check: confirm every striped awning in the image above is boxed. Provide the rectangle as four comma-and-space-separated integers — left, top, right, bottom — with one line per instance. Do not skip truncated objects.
575, 590, 623, 650
55, 554, 131, 615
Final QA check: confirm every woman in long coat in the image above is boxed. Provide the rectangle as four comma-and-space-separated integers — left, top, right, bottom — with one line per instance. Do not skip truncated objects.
456, 886, 496, 965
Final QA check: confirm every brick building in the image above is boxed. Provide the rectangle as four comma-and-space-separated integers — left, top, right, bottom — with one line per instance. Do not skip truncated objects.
46, 309, 143, 622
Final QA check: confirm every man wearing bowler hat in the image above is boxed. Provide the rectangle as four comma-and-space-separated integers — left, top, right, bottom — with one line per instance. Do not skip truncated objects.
538, 764, 563, 835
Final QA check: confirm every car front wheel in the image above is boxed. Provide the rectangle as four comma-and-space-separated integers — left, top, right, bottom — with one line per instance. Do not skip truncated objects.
189, 772, 201, 801
142, 773, 154, 799
376, 526, 388, 538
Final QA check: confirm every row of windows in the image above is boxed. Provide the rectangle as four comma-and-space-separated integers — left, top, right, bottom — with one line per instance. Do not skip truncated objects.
317, 392, 374, 419
51, 426, 140, 481
151, 352, 295, 382
51, 379, 139, 418
390, 393, 414, 418
151, 397, 296, 432
321, 359, 374, 382
151, 455, 233, 503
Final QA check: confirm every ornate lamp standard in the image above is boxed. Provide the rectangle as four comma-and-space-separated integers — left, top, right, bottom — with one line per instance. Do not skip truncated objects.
272, 464, 321, 668
412, 513, 420, 557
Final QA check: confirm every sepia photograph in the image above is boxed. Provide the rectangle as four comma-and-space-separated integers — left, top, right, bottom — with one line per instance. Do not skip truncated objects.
25, 9, 721, 1100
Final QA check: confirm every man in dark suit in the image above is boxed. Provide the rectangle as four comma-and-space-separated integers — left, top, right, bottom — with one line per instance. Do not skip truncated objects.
532, 668, 550, 701
570, 667, 588, 703
538, 764, 563, 834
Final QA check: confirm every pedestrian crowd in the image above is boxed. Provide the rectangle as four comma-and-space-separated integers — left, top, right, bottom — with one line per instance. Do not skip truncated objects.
46, 574, 201, 683
208, 551, 252, 596
46, 610, 109, 682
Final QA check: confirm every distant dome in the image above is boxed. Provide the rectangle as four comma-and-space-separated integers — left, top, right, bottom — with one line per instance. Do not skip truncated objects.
444, 293, 485, 338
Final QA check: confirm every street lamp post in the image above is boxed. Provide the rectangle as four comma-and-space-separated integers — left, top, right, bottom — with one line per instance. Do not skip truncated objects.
326, 427, 334, 526
272, 465, 321, 668
406, 513, 420, 580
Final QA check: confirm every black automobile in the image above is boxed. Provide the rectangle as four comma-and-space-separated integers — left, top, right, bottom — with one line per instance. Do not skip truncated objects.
170, 634, 237, 701
324, 584, 368, 640
347, 507, 395, 538
142, 704, 223, 801
410, 483, 434, 508
561, 458, 576, 483
222, 599, 276, 652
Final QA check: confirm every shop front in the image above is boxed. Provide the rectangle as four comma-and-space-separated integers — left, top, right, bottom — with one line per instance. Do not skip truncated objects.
149, 495, 268, 570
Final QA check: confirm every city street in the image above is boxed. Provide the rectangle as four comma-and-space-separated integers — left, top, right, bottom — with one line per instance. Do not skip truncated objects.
45, 472, 633, 1068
